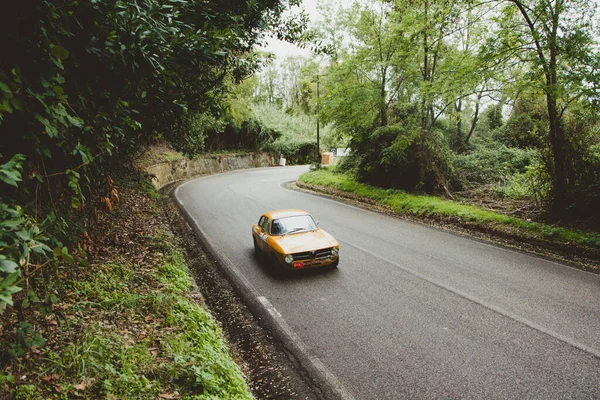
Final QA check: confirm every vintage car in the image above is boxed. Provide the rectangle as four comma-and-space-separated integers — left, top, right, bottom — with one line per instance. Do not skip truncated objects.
252, 209, 340, 271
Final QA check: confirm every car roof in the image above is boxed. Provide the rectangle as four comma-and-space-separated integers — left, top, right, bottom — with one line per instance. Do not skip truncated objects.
263, 209, 310, 220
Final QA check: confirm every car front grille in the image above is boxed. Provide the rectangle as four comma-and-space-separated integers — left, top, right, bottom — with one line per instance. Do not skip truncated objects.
292, 247, 333, 262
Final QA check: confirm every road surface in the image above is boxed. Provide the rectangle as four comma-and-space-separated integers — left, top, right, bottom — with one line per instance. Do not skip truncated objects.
175, 166, 600, 399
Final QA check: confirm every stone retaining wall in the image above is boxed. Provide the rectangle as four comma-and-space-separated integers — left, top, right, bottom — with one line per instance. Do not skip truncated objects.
147, 152, 277, 189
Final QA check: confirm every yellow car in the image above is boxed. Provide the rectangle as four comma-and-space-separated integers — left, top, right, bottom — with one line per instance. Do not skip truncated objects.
252, 209, 340, 271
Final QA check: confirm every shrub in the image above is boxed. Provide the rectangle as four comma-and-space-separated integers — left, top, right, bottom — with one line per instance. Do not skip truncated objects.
345, 123, 454, 193
454, 141, 538, 186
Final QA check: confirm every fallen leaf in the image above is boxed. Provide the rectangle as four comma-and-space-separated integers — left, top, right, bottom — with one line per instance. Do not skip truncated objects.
158, 393, 177, 399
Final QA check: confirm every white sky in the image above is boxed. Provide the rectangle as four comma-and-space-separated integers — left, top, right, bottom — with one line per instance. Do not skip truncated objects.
259, 0, 321, 58
259, 0, 600, 62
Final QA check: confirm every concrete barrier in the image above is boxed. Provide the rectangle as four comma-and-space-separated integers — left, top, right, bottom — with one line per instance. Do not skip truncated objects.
147, 152, 278, 189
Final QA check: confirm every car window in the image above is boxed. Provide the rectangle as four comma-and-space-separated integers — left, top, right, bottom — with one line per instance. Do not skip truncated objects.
271, 220, 284, 235
260, 217, 270, 232
271, 215, 317, 235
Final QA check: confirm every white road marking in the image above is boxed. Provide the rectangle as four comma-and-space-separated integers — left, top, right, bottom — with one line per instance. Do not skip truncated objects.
340, 239, 600, 359
258, 296, 357, 400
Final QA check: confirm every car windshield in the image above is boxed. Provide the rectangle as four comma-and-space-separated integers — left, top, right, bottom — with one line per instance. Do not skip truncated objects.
271, 215, 318, 235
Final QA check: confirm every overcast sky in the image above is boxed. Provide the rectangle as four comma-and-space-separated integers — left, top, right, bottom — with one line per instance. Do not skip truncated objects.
259, 0, 321, 58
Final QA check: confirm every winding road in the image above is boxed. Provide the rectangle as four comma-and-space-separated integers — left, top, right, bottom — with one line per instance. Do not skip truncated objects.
175, 166, 600, 399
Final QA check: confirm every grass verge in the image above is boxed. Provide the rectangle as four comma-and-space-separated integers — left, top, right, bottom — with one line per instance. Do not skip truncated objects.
299, 168, 600, 260
0, 173, 252, 399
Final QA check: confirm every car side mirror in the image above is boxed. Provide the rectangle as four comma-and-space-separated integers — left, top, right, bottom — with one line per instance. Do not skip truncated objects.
316, 221, 320, 226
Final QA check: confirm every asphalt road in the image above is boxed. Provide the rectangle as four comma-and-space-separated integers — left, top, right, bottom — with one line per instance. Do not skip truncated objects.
175, 166, 600, 399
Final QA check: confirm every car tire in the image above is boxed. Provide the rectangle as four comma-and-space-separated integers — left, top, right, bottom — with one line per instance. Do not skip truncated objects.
330, 257, 339, 269
253, 237, 261, 257
270, 253, 282, 276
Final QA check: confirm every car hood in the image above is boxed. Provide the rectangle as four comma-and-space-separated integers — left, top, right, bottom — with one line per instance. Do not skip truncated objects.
273, 229, 338, 254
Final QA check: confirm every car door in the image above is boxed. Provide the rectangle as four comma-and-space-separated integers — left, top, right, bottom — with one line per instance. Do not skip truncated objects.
257, 216, 271, 252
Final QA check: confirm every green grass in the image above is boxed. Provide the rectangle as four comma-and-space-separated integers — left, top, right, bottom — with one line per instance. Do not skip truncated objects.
1, 177, 252, 399
6, 247, 252, 399
299, 168, 600, 250
135, 142, 186, 169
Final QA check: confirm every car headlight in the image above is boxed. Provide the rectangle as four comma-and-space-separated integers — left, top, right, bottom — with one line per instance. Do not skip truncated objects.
284, 254, 294, 264
331, 247, 339, 256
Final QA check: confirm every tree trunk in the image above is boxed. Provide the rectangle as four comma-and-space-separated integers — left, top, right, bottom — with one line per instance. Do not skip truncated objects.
546, 3, 567, 218
509, 0, 568, 218
380, 68, 388, 126
465, 89, 483, 144
547, 87, 567, 217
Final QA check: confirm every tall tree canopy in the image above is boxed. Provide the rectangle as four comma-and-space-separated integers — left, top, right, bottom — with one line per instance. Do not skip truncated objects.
0, 0, 305, 312
491, 0, 600, 216
302, 0, 600, 217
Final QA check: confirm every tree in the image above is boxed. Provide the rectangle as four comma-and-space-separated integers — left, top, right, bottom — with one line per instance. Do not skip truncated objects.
495, 0, 599, 217
317, 1, 416, 133
0, 0, 307, 312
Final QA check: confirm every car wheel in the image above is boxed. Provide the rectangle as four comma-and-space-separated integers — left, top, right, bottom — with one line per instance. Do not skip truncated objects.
270, 253, 282, 275
330, 257, 339, 269
253, 237, 261, 256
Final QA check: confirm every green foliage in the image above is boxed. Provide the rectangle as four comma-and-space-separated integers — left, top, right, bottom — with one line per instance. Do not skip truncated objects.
306, 0, 600, 220
169, 112, 226, 157
561, 109, 600, 224
0, 0, 303, 316
299, 168, 600, 249
494, 92, 547, 148
8, 245, 252, 398
490, 161, 551, 204
249, 103, 342, 164
15, 384, 36, 400
0, 154, 56, 314
345, 123, 453, 192
454, 141, 538, 185
7, 322, 46, 359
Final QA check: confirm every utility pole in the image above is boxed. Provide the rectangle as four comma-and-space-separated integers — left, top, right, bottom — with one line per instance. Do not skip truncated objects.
316, 74, 320, 163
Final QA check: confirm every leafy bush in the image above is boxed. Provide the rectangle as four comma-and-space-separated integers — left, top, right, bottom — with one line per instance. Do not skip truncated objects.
489, 160, 551, 204
344, 123, 454, 193
203, 117, 281, 153
0, 155, 53, 313
0, 0, 299, 317
562, 112, 600, 225
493, 92, 547, 148
454, 141, 538, 186
167, 112, 226, 157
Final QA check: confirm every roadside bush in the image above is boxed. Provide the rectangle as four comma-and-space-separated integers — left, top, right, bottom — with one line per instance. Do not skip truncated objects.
203, 117, 281, 153
167, 112, 226, 156
492, 162, 550, 203
270, 140, 318, 165
494, 93, 547, 148
561, 111, 600, 226
454, 140, 538, 186
347, 123, 454, 193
